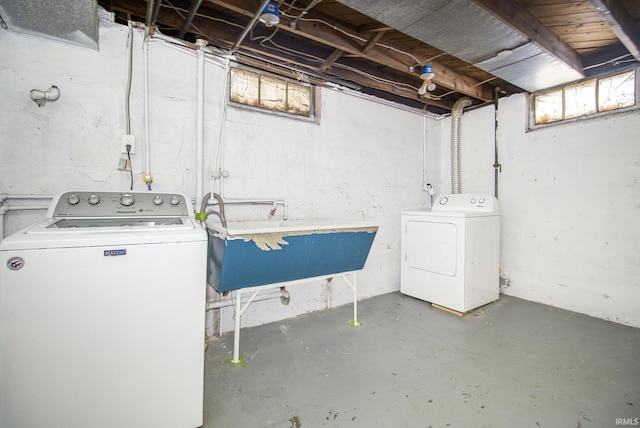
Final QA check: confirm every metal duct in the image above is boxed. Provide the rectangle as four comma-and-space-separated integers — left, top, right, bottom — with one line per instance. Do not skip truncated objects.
335, 0, 583, 92
0, 0, 98, 49
450, 98, 472, 194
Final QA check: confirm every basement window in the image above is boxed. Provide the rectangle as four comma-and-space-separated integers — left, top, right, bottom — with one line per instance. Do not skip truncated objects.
229, 67, 313, 118
532, 69, 636, 126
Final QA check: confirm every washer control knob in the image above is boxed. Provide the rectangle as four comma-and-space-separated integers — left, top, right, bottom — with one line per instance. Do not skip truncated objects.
120, 194, 135, 206
439, 197, 448, 205
88, 194, 100, 205
67, 194, 80, 205
479, 198, 485, 204
153, 195, 164, 206
470, 198, 477, 204
169, 196, 180, 206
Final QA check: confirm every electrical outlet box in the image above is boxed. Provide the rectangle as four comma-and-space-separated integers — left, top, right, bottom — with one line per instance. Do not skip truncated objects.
121, 134, 135, 154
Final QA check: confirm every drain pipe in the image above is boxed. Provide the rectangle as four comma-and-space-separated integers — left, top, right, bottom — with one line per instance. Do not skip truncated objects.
451, 97, 472, 194
196, 39, 207, 210
142, 37, 153, 190
493, 87, 502, 199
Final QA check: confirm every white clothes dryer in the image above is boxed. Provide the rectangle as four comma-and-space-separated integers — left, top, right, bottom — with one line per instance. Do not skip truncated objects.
401, 194, 500, 313
0, 191, 207, 428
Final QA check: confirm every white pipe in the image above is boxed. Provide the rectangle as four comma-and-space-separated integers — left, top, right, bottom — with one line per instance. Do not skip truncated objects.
0, 194, 52, 202
451, 98, 473, 194
2, 205, 49, 210
29, 86, 60, 107
210, 59, 230, 198
203, 198, 289, 220
196, 40, 206, 210
149, 33, 234, 66
205, 289, 283, 310
143, 38, 152, 188
0, 205, 49, 239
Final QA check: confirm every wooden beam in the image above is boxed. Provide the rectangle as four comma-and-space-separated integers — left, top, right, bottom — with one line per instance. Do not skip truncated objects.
320, 49, 344, 71
473, 0, 584, 74
357, 23, 393, 33
207, 0, 494, 101
119, 0, 448, 107
361, 30, 388, 54
105, 0, 492, 104
589, 0, 640, 60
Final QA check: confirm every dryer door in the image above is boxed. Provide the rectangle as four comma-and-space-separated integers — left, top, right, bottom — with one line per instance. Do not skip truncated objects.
405, 220, 457, 277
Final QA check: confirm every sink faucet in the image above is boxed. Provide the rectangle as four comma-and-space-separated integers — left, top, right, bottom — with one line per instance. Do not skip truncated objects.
201, 192, 227, 228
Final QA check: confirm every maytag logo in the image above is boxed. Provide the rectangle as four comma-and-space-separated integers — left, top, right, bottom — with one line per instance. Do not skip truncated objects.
6, 256, 25, 270
104, 249, 127, 257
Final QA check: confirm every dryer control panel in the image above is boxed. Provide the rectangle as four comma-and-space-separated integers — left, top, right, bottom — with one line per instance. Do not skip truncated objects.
432, 194, 499, 213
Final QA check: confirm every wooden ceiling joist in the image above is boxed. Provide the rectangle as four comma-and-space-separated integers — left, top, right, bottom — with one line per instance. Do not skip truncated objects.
207, 0, 494, 101
473, 0, 584, 74
589, 0, 640, 60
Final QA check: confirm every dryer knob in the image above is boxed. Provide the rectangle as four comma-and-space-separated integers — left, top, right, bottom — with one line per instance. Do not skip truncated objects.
120, 194, 135, 206
67, 194, 80, 205
439, 197, 448, 205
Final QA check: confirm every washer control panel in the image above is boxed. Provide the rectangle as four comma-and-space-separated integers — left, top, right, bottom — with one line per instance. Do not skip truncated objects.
50, 191, 193, 217
433, 194, 499, 213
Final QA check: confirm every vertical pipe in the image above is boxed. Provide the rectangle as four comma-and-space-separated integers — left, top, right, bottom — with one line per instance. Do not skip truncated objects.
143, 39, 152, 188
352, 274, 359, 326
196, 40, 206, 209
233, 290, 242, 364
493, 87, 501, 199
0, 206, 6, 240
450, 97, 472, 194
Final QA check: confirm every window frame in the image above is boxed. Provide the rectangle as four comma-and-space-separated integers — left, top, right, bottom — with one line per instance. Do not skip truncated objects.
528, 67, 638, 131
228, 66, 316, 121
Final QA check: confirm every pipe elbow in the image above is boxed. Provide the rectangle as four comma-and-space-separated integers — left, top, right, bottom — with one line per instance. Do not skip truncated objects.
30, 86, 60, 107
451, 97, 473, 118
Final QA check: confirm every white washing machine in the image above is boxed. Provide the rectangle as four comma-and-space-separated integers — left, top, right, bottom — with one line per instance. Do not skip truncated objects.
0, 191, 207, 428
401, 194, 500, 313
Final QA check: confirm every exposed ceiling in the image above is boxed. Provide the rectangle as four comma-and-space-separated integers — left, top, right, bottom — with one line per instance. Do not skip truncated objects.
2, 0, 640, 114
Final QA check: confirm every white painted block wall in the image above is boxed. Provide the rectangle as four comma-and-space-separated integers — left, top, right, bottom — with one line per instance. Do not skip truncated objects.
441, 93, 640, 327
3, 15, 638, 330
0, 18, 437, 333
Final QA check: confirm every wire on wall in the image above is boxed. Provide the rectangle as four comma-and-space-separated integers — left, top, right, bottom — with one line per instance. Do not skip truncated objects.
125, 20, 134, 134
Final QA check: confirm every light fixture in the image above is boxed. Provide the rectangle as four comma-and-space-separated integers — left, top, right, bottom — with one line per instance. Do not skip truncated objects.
418, 65, 436, 95
259, 2, 280, 27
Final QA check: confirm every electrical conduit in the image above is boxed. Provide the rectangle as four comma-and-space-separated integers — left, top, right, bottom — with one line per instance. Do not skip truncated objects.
196, 39, 207, 210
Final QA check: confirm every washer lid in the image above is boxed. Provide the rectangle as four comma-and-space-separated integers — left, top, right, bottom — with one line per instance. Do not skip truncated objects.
0, 217, 206, 251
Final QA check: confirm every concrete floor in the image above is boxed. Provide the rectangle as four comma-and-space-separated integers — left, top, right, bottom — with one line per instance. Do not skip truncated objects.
203, 292, 640, 428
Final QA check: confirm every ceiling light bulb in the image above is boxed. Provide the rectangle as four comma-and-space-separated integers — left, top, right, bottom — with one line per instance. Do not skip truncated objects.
496, 49, 513, 58
259, 2, 280, 27
420, 64, 434, 80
